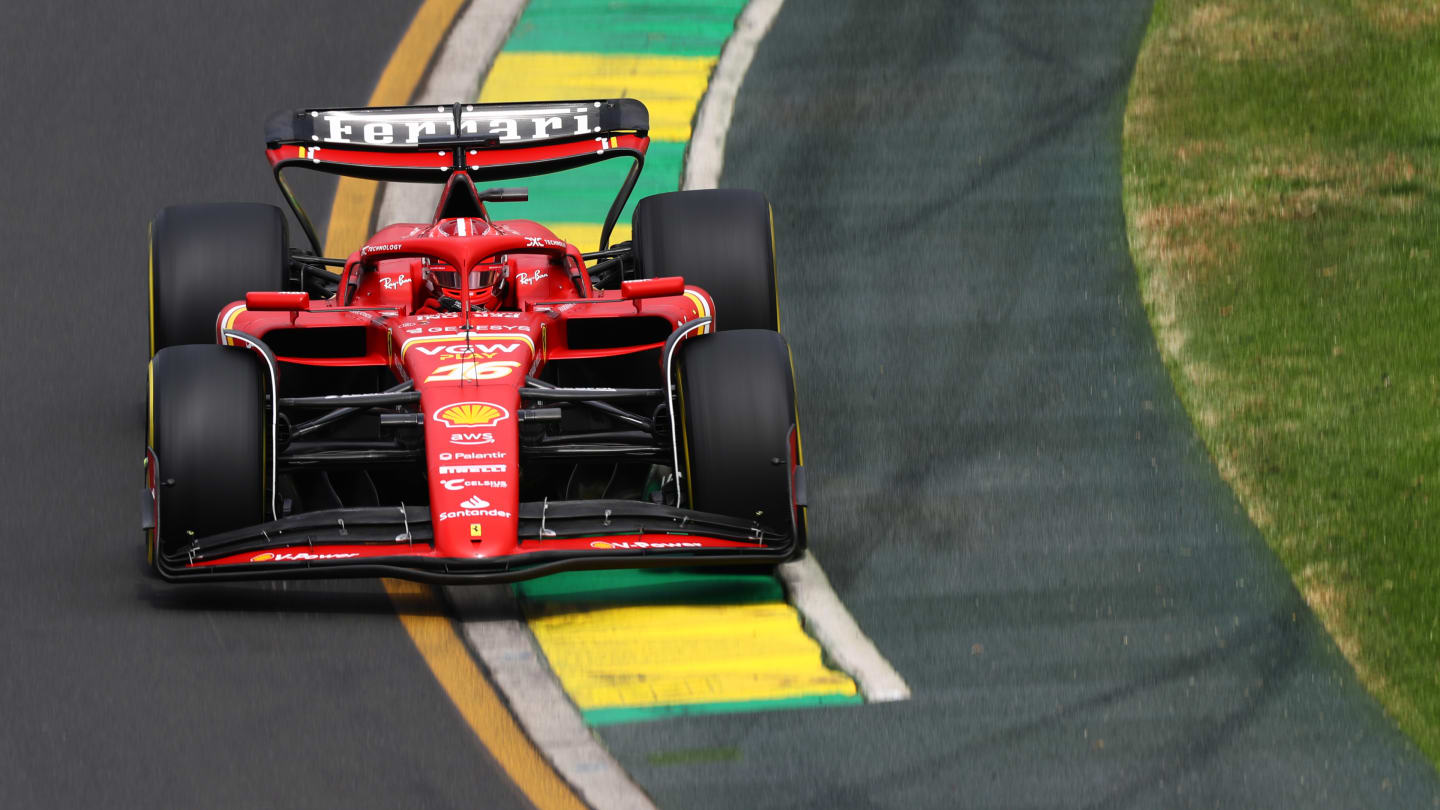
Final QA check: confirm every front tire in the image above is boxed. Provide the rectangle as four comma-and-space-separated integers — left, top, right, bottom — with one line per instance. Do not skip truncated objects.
149, 345, 267, 562
150, 202, 290, 355
677, 330, 804, 549
632, 189, 779, 332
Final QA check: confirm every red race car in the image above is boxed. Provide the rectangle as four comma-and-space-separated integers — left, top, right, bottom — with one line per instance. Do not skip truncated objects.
143, 99, 807, 582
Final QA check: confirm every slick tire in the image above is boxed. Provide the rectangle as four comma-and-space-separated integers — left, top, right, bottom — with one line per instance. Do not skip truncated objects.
149, 345, 266, 561
149, 202, 290, 354
632, 189, 779, 332
677, 330, 804, 550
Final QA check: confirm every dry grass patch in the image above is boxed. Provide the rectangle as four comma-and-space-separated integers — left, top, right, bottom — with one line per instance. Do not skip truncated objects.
1164, 3, 1345, 62
1357, 0, 1440, 33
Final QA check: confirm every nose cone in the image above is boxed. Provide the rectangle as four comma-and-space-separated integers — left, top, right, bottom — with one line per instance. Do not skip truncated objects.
423, 388, 521, 557
401, 321, 538, 558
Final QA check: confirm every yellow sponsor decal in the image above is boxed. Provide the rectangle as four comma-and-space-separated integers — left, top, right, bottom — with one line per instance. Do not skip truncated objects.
424, 360, 522, 383
437, 403, 506, 428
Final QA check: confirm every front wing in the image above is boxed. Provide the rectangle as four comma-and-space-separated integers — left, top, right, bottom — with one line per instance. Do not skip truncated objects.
153, 500, 798, 583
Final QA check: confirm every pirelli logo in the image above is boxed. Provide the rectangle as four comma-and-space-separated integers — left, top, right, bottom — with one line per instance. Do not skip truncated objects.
439, 464, 506, 475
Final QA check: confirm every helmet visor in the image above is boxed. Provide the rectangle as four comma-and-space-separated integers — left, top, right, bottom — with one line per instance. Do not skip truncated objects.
432, 262, 505, 292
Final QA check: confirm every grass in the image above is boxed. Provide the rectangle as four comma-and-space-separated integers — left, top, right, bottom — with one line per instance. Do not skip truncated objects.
1123, 0, 1440, 765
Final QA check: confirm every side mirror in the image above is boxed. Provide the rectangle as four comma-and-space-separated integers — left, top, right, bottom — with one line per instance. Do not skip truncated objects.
620, 276, 685, 300
245, 291, 310, 311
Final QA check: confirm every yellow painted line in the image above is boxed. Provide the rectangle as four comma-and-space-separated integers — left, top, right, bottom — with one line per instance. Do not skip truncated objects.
383, 580, 588, 810
324, 0, 467, 258
527, 602, 858, 711
147, 222, 155, 357
480, 52, 717, 142
545, 222, 632, 253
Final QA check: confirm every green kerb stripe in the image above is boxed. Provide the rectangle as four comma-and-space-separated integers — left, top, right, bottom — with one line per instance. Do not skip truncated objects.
481, 141, 684, 226
583, 694, 866, 726
514, 567, 784, 606
505, 0, 750, 56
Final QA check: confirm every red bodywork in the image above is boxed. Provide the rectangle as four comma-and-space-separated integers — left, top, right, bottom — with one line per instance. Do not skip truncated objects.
147, 101, 804, 582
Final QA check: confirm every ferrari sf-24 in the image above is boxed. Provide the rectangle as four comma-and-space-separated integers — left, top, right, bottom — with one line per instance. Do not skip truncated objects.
143, 99, 808, 582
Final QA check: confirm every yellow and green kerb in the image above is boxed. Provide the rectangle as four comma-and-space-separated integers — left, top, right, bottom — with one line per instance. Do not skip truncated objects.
479, 0, 740, 251
479, 0, 861, 724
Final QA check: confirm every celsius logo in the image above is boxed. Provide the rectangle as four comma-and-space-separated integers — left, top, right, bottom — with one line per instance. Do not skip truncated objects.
441, 479, 507, 491
459, 495, 489, 509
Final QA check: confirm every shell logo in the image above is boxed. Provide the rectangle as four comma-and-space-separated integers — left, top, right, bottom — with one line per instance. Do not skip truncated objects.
433, 402, 508, 428
250, 552, 276, 562
590, 541, 614, 549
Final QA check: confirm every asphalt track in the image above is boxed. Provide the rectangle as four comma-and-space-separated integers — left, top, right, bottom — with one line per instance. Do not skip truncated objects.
594, 2, 1440, 808
3, 1, 1440, 809
0, 3, 533, 808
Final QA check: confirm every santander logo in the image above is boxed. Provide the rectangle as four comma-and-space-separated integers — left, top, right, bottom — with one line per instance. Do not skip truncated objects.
459, 495, 490, 509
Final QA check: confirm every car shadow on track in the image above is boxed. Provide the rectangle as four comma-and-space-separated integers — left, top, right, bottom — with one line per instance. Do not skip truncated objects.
137, 580, 444, 616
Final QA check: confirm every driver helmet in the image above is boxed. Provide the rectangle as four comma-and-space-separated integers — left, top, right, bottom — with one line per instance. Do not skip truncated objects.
425, 257, 509, 311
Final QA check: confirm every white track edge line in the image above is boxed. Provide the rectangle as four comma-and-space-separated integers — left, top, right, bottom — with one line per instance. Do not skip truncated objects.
683, 0, 786, 190
447, 585, 658, 810
779, 553, 912, 701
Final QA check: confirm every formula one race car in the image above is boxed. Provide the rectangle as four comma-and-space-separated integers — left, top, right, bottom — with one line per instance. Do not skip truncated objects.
143, 99, 807, 582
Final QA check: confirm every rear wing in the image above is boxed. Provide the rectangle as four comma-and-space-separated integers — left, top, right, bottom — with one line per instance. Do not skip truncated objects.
265, 99, 650, 253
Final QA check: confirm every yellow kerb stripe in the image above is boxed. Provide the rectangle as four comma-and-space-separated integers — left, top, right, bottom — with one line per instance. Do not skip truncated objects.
547, 222, 632, 254
480, 52, 716, 142
528, 602, 858, 709
323, 0, 467, 258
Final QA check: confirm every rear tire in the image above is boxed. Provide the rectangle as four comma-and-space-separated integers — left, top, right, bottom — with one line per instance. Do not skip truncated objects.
150, 202, 290, 354
677, 330, 803, 550
149, 345, 266, 560
633, 189, 779, 332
